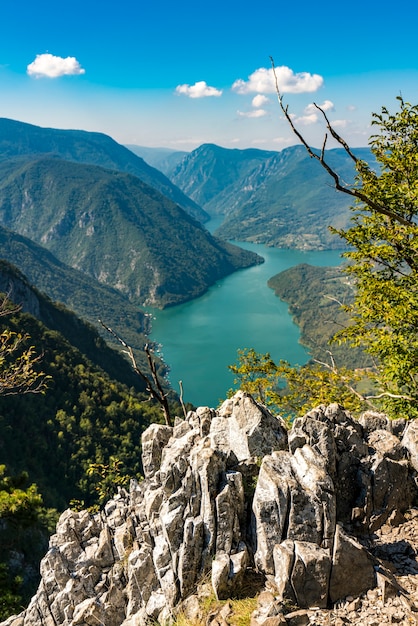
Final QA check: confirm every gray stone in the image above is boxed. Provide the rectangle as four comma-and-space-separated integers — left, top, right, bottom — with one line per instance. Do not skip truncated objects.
291, 541, 331, 609
329, 524, 376, 603
213, 390, 288, 461
140, 423, 173, 479
5, 393, 415, 626
253, 444, 335, 574
402, 419, 418, 472
367, 429, 404, 461
359, 410, 390, 434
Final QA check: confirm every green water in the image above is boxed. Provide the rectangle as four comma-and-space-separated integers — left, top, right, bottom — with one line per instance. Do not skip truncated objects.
149, 242, 343, 408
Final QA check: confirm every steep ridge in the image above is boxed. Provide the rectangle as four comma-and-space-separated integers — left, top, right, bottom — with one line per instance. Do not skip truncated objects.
168, 143, 375, 250
0, 225, 149, 351
0, 157, 262, 308
4, 392, 418, 625
0, 259, 146, 394
0, 117, 207, 223
0, 260, 170, 511
169, 143, 274, 209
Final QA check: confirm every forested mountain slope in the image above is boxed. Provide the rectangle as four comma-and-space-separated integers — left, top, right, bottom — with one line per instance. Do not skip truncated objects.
0, 117, 207, 222
0, 157, 262, 308
0, 259, 149, 389
168, 143, 275, 209
0, 261, 169, 510
268, 263, 370, 369
0, 225, 150, 352
168, 143, 375, 249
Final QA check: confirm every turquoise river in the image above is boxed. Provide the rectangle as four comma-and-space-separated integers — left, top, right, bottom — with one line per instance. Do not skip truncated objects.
149, 241, 343, 408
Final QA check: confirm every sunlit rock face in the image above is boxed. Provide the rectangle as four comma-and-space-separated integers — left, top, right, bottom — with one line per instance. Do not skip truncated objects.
3, 393, 415, 626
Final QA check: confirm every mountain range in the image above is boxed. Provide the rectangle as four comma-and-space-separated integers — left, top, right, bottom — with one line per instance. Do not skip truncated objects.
0, 120, 262, 309
0, 118, 207, 222
156, 143, 375, 250
0, 224, 150, 352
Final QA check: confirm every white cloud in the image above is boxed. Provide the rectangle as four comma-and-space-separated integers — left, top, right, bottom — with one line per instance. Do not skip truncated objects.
252, 94, 269, 108
232, 65, 323, 95
304, 100, 334, 115
27, 53, 85, 78
289, 100, 335, 126
175, 81, 222, 98
290, 112, 318, 126
237, 109, 268, 118
331, 119, 350, 128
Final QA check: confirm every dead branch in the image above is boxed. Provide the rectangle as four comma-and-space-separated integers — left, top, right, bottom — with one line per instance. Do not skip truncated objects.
99, 319, 173, 427
365, 391, 415, 402
270, 57, 412, 227
179, 380, 187, 419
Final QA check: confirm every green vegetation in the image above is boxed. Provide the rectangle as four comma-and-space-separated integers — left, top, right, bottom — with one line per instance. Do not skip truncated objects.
0, 304, 165, 509
267, 263, 370, 370
229, 347, 367, 419
168, 142, 377, 250
0, 258, 153, 388
170, 143, 275, 209
0, 465, 56, 619
0, 117, 207, 222
0, 157, 261, 308
332, 98, 418, 418
0, 262, 176, 510
231, 98, 418, 419
0, 261, 180, 617
0, 226, 151, 353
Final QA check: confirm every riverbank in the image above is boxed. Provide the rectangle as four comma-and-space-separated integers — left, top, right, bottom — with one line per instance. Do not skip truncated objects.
149, 242, 343, 407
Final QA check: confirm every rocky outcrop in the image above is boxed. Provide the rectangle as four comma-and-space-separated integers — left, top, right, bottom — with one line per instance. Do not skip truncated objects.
2, 393, 418, 626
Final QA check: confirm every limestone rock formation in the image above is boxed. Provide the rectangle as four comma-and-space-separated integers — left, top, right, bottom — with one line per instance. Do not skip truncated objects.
2, 392, 417, 626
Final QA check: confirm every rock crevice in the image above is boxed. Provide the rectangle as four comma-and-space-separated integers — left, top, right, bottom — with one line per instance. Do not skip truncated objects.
3, 392, 418, 626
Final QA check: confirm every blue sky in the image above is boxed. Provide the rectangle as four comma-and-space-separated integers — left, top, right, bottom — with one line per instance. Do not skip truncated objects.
1, 0, 418, 151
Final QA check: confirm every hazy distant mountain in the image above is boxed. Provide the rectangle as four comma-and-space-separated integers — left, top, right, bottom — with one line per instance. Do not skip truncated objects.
0, 117, 208, 223
168, 143, 375, 250
125, 145, 187, 174
169, 143, 274, 210
0, 157, 262, 308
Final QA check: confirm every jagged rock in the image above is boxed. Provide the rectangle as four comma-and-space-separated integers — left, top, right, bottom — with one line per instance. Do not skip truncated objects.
3, 393, 418, 626
329, 524, 376, 603
369, 456, 413, 531
253, 444, 335, 574
212, 390, 288, 461
211, 543, 249, 601
401, 419, 418, 472
367, 429, 405, 461
141, 423, 173, 479
359, 411, 391, 434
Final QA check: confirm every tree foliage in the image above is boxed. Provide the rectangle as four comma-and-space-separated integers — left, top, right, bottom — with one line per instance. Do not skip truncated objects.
0, 296, 49, 396
229, 348, 367, 419
0, 465, 56, 620
236, 67, 418, 418
331, 98, 418, 417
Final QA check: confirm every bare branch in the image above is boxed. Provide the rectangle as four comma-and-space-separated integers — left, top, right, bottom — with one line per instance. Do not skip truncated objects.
365, 391, 414, 402
99, 319, 173, 427
313, 103, 358, 163
179, 380, 187, 419
323, 294, 346, 307
269, 57, 412, 228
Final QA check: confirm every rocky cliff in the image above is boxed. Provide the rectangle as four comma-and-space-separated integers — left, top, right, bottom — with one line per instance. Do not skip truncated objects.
4, 391, 418, 626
